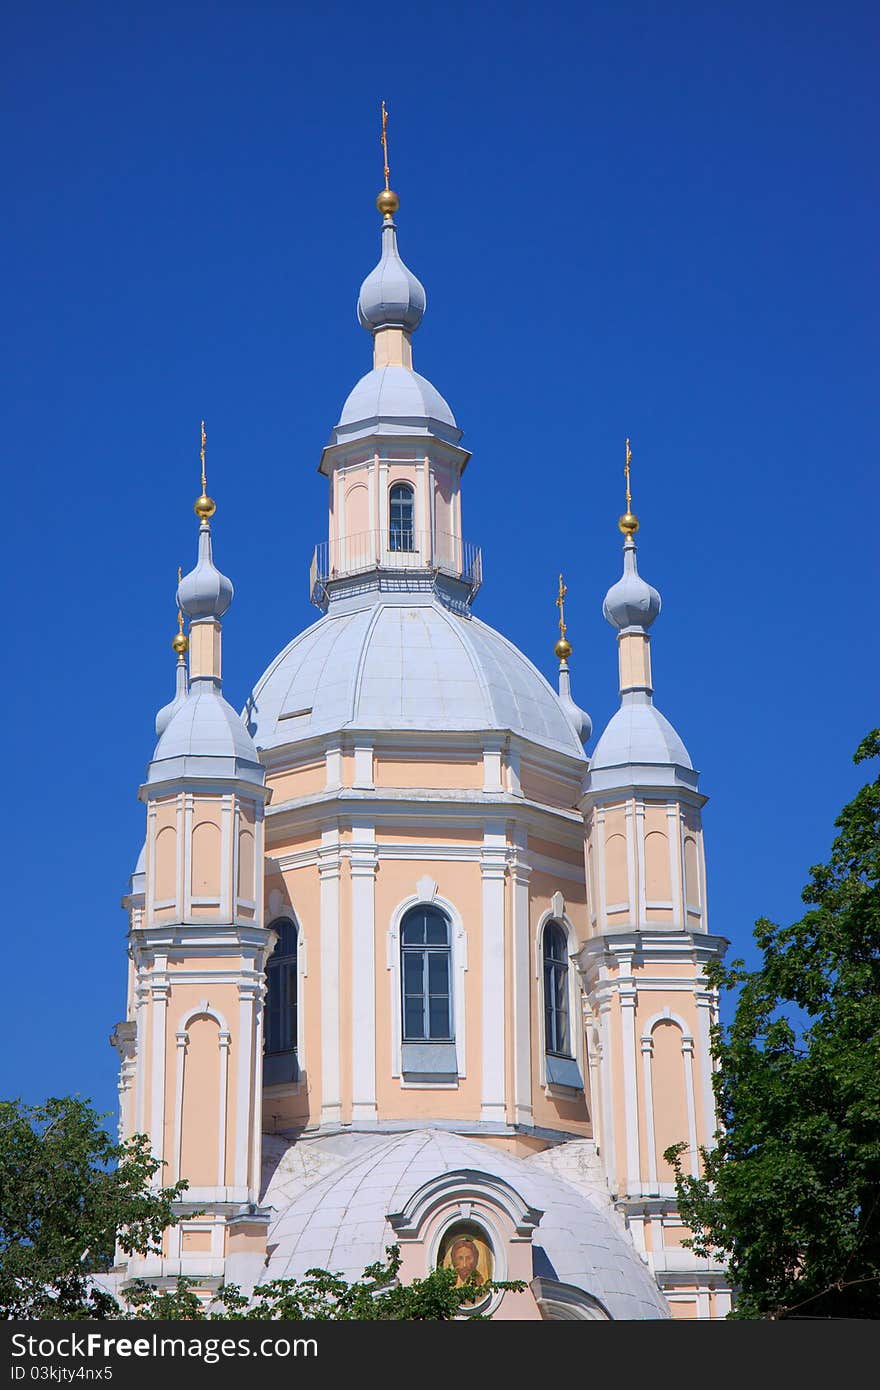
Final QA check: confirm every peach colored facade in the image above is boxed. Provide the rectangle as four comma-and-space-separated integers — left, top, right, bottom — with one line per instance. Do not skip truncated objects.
110, 185, 730, 1318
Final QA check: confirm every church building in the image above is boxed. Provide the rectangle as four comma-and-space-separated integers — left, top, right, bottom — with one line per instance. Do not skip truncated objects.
110, 156, 731, 1319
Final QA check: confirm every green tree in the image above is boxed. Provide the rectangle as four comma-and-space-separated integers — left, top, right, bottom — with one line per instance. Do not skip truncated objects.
0, 1098, 523, 1321
666, 731, 880, 1318
0, 1097, 187, 1319
124, 1247, 524, 1320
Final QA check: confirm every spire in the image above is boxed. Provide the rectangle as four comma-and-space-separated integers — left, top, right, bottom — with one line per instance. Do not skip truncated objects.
155, 572, 189, 736
357, 103, 426, 344
177, 421, 233, 628
176, 423, 233, 686
589, 442, 695, 790
554, 573, 592, 744
603, 439, 661, 634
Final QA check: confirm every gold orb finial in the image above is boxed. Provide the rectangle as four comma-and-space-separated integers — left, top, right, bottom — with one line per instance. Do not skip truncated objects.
194, 419, 216, 521
172, 567, 188, 654
555, 573, 572, 662
377, 188, 400, 216
376, 100, 400, 216
618, 436, 639, 538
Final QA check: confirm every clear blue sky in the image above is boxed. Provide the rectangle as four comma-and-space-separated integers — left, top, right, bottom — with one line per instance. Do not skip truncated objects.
2, 1, 877, 1122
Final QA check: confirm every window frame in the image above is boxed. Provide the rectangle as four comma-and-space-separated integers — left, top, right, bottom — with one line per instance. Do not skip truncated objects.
388, 481, 416, 553
542, 919, 572, 1059
400, 904, 454, 1043
264, 917, 300, 1081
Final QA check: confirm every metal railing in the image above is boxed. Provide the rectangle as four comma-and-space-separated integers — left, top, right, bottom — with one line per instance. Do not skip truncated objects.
310, 529, 482, 605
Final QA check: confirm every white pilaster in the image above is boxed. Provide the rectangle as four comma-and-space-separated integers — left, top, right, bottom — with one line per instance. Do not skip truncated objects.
625, 800, 636, 925
619, 958, 641, 1194
640, 1032, 658, 1190
350, 820, 378, 1124
596, 809, 608, 932
318, 828, 343, 1125
233, 982, 257, 1195
173, 1030, 187, 1182
635, 800, 647, 927
598, 997, 617, 1191
667, 804, 683, 927
353, 743, 374, 790
682, 1032, 700, 1177
510, 830, 533, 1126
480, 823, 507, 1124
217, 1030, 231, 1189
149, 970, 169, 1182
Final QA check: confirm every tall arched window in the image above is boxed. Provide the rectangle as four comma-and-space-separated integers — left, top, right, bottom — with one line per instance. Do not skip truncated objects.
264, 918, 299, 1085
401, 905, 452, 1041
543, 921, 571, 1057
389, 482, 415, 552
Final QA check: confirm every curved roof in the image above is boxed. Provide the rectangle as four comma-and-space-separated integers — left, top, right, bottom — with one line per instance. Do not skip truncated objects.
331, 366, 460, 446
590, 693, 692, 773
262, 1128, 669, 1320
357, 219, 426, 335
148, 683, 264, 786
603, 539, 661, 632
246, 596, 587, 761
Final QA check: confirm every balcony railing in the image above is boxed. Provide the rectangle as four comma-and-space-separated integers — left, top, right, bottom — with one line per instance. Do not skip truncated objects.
310, 529, 482, 606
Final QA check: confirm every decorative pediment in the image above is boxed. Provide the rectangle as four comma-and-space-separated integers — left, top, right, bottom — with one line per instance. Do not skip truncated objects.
387, 1168, 543, 1241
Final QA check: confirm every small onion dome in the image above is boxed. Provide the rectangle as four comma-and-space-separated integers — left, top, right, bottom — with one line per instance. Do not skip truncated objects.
357, 215, 426, 335
603, 538, 661, 632
155, 657, 188, 737
558, 660, 592, 745
177, 522, 233, 621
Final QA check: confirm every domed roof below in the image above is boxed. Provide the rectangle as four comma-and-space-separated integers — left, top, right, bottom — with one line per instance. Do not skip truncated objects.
148, 684, 264, 786
246, 595, 586, 761
589, 693, 695, 790
331, 366, 460, 446
261, 1128, 669, 1320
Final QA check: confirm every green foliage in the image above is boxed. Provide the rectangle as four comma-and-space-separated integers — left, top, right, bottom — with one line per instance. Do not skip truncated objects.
0, 1097, 187, 1320
665, 731, 880, 1318
0, 1098, 523, 1321
125, 1247, 525, 1320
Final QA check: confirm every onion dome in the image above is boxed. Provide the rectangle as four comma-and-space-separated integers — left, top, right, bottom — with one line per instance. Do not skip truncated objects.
177, 423, 233, 621
357, 206, 426, 335
554, 575, 592, 745
177, 519, 233, 620
156, 603, 189, 735
602, 538, 661, 632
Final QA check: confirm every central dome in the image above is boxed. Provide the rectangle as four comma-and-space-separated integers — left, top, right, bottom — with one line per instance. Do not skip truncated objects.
246, 595, 586, 760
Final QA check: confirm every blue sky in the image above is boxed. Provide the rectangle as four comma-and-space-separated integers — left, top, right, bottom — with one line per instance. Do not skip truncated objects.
2, 1, 877, 1122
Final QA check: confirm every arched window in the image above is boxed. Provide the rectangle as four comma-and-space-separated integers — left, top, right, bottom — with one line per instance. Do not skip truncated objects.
264, 918, 299, 1085
389, 482, 415, 552
401, 905, 452, 1041
543, 921, 571, 1057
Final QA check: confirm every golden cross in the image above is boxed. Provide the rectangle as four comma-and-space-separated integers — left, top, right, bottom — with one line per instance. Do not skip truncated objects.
556, 573, 568, 640
177, 567, 184, 634
624, 437, 632, 512
200, 420, 207, 493
380, 100, 390, 192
